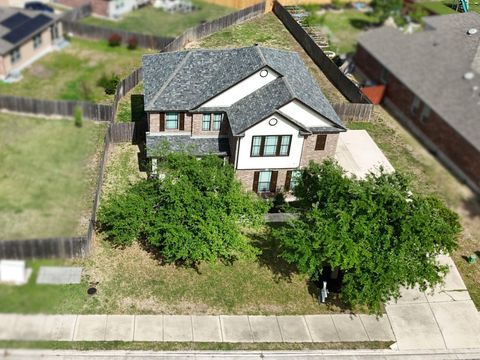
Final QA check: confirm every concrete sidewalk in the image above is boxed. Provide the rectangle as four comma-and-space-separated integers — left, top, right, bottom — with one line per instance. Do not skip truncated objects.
0, 313, 395, 343
386, 255, 480, 350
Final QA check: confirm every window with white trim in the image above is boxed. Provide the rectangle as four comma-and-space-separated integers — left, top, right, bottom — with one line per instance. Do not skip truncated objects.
250, 135, 292, 157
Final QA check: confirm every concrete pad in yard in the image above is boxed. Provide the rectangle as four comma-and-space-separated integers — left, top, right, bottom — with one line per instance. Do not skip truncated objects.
277, 316, 312, 343
74, 315, 107, 341
105, 315, 134, 341
220, 316, 253, 343
0, 314, 19, 340
248, 316, 282, 342
304, 315, 339, 342
164, 315, 192, 342
359, 315, 395, 342
134, 315, 163, 342
386, 303, 445, 350
430, 300, 480, 349
10, 315, 49, 340
192, 316, 222, 342
44, 315, 77, 341
331, 314, 369, 342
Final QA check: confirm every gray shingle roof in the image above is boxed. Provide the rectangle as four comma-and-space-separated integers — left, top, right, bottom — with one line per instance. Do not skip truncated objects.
142, 46, 344, 135
357, 13, 480, 152
146, 134, 230, 157
0, 7, 58, 55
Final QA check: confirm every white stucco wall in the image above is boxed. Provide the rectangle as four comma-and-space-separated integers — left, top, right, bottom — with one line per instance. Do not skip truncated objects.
279, 100, 333, 128
200, 67, 279, 108
108, 0, 137, 18
236, 113, 304, 170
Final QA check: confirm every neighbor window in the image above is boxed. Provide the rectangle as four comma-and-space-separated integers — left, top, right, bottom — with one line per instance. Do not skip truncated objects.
257, 171, 272, 192
10, 48, 20, 64
202, 114, 211, 131
115, 0, 124, 9
50, 24, 59, 41
165, 112, 178, 129
250, 135, 292, 157
411, 96, 421, 115
420, 105, 431, 123
33, 34, 42, 49
212, 113, 222, 130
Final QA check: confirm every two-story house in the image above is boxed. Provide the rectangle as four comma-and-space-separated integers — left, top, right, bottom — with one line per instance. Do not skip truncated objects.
142, 46, 346, 193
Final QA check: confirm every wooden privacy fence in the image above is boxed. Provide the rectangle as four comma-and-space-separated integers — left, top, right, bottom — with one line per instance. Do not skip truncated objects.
110, 121, 146, 143
273, 1, 370, 104
0, 95, 113, 121
0, 237, 88, 259
333, 103, 374, 122
60, 3, 92, 22
62, 21, 174, 50
112, 67, 143, 119
163, 1, 266, 52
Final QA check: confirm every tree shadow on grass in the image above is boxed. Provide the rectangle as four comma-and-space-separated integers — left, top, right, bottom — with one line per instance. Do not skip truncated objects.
248, 223, 299, 282
349, 18, 381, 30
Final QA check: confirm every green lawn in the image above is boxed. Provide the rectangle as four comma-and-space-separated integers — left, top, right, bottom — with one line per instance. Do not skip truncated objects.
348, 108, 480, 309
0, 38, 150, 103
0, 143, 355, 315
0, 114, 106, 240
81, 1, 233, 38
301, 7, 380, 55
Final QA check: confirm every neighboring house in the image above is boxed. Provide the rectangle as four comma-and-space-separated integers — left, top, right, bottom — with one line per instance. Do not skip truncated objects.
153, 0, 193, 12
142, 46, 346, 194
355, 13, 480, 194
0, 7, 62, 80
54, 0, 142, 19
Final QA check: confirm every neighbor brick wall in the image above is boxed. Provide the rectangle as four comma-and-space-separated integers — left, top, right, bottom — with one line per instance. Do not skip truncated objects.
355, 45, 480, 189
90, 0, 109, 17
300, 134, 339, 167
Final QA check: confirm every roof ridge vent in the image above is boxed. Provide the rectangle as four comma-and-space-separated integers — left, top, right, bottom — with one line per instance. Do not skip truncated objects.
467, 28, 478, 35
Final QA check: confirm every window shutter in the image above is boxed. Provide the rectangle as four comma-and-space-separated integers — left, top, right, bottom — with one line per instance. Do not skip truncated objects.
270, 171, 278, 193
160, 113, 165, 132
253, 171, 259, 193
179, 113, 185, 130
284, 170, 292, 192
315, 135, 327, 150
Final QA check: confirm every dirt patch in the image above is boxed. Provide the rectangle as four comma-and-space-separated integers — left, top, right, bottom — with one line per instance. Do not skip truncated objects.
28, 64, 53, 79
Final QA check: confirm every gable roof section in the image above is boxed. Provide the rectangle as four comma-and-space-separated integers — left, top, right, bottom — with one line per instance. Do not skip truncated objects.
0, 7, 57, 55
357, 12, 480, 152
143, 46, 344, 135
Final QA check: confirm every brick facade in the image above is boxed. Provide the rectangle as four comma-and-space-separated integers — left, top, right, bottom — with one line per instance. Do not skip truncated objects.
355, 45, 480, 191
300, 134, 339, 167
191, 113, 229, 136
236, 168, 291, 193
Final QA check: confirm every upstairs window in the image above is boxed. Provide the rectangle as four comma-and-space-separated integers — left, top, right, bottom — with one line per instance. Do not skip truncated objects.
10, 48, 20, 64
250, 135, 292, 157
212, 113, 222, 131
165, 112, 178, 129
202, 114, 211, 131
315, 135, 327, 151
33, 34, 42, 49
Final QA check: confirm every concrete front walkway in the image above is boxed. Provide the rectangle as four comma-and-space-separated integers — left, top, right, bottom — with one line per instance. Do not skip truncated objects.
386, 255, 480, 350
0, 313, 395, 343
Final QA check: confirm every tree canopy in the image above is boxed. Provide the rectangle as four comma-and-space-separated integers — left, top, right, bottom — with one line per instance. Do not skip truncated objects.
371, 0, 403, 22
273, 160, 460, 313
98, 151, 269, 265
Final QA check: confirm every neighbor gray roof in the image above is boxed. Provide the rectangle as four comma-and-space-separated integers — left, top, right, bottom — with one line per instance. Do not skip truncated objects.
146, 134, 230, 157
357, 13, 480, 152
142, 46, 344, 135
0, 7, 58, 55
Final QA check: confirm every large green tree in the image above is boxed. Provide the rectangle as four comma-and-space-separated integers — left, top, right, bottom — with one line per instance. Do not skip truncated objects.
274, 160, 460, 313
98, 152, 269, 265
371, 0, 403, 22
